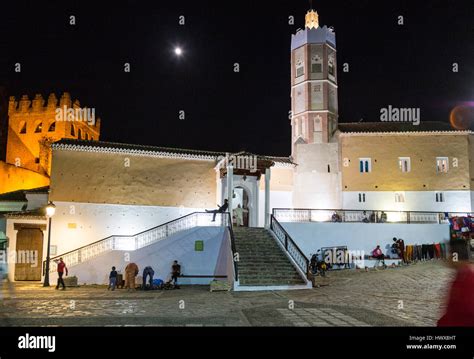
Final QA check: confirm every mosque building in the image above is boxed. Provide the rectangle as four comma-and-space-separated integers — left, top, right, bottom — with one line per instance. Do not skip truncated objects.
0, 9, 469, 288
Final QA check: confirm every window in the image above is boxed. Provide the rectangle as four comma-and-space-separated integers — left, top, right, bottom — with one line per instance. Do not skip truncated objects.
398, 157, 411, 173
436, 157, 449, 173
395, 192, 405, 203
78, 129, 82, 139
295, 52, 304, 78
70, 124, 76, 136
19, 121, 27, 134
85, 133, 89, 140
358, 193, 366, 203
34, 122, 42, 133
328, 56, 335, 77
328, 62, 335, 76
296, 64, 304, 77
359, 158, 371, 173
48, 122, 56, 132
436, 193, 444, 202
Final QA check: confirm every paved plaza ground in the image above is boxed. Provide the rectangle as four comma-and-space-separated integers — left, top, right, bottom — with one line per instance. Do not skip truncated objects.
0, 261, 454, 327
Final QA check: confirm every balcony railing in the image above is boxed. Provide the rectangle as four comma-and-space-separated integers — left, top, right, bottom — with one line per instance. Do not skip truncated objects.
44, 212, 230, 274
272, 208, 470, 224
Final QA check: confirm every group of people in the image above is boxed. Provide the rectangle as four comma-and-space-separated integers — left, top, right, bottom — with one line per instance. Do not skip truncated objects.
109, 260, 182, 291
331, 211, 388, 223
53, 258, 183, 291
309, 250, 328, 276
371, 237, 405, 268
206, 199, 248, 226
362, 211, 388, 223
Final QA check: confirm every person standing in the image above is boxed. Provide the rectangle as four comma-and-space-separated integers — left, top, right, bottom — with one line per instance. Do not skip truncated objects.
234, 204, 244, 226
142, 266, 154, 290
395, 237, 406, 264
171, 260, 181, 289
108, 266, 118, 291
55, 257, 68, 290
124, 262, 139, 291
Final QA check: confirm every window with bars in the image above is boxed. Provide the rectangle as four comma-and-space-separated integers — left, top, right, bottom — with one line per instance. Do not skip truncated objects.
359, 158, 371, 173
395, 193, 405, 203
398, 157, 411, 173
436, 157, 449, 173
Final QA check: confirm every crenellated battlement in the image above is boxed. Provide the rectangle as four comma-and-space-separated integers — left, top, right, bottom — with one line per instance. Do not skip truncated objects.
5, 91, 102, 177
9, 92, 96, 119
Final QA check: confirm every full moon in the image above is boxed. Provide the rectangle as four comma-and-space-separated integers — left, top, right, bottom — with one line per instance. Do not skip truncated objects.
174, 47, 182, 56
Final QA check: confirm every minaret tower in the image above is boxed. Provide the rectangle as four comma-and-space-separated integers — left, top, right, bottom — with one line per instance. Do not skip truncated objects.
290, 8, 338, 157
290, 8, 341, 209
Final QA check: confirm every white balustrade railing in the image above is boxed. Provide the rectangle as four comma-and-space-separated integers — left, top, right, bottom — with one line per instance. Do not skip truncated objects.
273, 208, 461, 224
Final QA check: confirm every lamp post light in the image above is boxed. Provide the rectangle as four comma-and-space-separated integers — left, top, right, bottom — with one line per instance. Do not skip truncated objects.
43, 201, 56, 287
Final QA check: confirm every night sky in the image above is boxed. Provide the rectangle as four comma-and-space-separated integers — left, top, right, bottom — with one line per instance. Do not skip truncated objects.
0, 0, 472, 156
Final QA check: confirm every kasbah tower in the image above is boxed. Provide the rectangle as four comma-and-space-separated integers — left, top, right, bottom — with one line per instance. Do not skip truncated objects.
291, 9, 341, 209
0, 92, 101, 194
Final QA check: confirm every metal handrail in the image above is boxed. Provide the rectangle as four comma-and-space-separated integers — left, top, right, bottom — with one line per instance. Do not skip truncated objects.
269, 214, 309, 278
225, 212, 239, 281
43, 211, 227, 274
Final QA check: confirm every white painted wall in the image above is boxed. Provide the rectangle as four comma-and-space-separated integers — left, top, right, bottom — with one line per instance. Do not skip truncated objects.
342, 191, 472, 212
48, 202, 204, 256
49, 227, 229, 285
258, 190, 293, 227
293, 142, 342, 209
281, 222, 450, 259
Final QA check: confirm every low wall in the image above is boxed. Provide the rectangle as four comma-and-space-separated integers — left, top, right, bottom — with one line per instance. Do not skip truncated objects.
48, 202, 205, 256
49, 226, 229, 285
281, 222, 450, 260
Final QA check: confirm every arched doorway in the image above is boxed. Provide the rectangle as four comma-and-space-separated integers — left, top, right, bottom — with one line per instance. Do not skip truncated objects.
233, 186, 250, 227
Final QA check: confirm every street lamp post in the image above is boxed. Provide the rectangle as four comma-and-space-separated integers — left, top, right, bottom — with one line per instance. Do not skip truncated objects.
43, 202, 56, 287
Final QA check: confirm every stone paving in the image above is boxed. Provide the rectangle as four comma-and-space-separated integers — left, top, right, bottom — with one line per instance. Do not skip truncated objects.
0, 261, 454, 326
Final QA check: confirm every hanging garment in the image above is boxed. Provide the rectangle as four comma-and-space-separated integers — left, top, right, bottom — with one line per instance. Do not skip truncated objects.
406, 245, 413, 261
428, 244, 435, 259
422, 244, 429, 260
440, 243, 447, 259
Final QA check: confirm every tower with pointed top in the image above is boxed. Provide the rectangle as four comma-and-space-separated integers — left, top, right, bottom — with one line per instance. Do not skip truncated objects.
291, 9, 341, 209
291, 9, 338, 153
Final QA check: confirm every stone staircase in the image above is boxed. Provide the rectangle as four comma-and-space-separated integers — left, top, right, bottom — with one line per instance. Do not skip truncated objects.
233, 227, 306, 287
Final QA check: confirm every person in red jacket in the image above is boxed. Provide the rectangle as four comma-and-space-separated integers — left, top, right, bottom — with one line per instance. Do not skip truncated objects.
438, 261, 474, 326
55, 257, 68, 290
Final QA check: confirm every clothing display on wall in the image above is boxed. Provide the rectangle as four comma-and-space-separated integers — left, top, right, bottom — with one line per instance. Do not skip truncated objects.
404, 243, 447, 262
